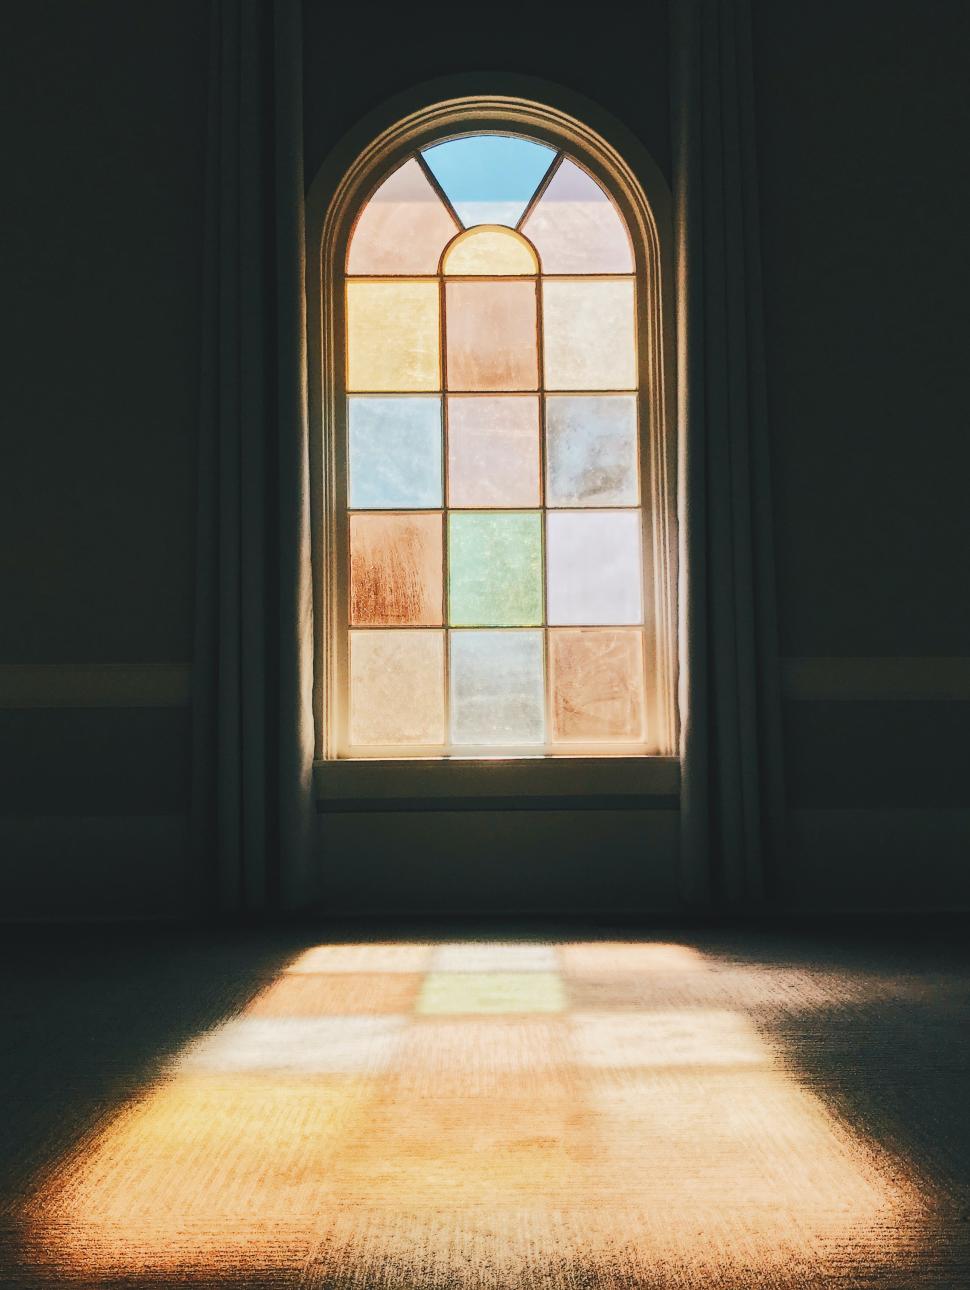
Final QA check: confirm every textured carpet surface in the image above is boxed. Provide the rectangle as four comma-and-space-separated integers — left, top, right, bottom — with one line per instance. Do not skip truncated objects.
1, 923, 968, 1288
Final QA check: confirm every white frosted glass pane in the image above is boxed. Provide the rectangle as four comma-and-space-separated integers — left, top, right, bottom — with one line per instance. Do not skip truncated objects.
542, 280, 636, 391
521, 159, 633, 273
546, 511, 643, 625
346, 158, 459, 275
545, 395, 638, 507
348, 397, 442, 509
349, 630, 444, 745
448, 396, 540, 507
450, 630, 544, 745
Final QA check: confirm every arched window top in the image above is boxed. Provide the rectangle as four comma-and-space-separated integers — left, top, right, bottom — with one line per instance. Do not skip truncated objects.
346, 133, 634, 279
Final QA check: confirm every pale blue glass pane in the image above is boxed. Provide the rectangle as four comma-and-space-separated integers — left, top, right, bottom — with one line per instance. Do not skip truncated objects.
545, 395, 639, 507
450, 630, 545, 745
421, 135, 556, 229
348, 396, 442, 509
448, 512, 542, 626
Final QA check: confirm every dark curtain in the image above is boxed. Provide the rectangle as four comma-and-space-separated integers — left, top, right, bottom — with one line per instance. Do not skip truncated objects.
191, 0, 315, 914
671, 0, 786, 906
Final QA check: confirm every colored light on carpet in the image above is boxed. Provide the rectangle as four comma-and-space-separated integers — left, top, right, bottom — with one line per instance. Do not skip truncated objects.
22, 939, 928, 1287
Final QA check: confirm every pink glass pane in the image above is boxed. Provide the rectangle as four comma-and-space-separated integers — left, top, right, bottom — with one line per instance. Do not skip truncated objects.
447, 396, 540, 507
349, 513, 442, 626
349, 630, 444, 745
549, 629, 646, 741
346, 158, 459, 276
521, 160, 633, 274
445, 281, 538, 391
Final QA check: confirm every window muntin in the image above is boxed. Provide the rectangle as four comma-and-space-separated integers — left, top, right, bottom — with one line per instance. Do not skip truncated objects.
336, 130, 654, 758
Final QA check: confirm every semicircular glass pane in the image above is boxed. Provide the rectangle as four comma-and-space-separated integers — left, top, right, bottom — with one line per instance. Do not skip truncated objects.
442, 227, 538, 276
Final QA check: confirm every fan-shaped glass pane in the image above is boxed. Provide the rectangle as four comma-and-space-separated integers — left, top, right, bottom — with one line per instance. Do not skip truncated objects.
442, 227, 538, 276
421, 135, 555, 228
522, 160, 633, 274
347, 158, 460, 275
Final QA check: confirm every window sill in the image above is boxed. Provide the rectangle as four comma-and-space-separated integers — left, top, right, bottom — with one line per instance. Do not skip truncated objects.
314, 755, 680, 813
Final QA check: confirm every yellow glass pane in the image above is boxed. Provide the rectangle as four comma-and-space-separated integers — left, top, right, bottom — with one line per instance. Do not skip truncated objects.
346, 282, 439, 392
349, 630, 444, 745
349, 513, 442, 626
542, 279, 637, 391
347, 158, 459, 276
442, 227, 538, 276
445, 281, 538, 391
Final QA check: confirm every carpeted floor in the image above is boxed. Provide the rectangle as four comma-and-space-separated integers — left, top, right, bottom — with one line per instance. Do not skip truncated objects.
1, 922, 968, 1287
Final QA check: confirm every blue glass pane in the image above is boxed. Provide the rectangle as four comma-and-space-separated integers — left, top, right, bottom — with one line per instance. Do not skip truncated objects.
450, 630, 545, 745
348, 397, 442, 509
421, 134, 556, 229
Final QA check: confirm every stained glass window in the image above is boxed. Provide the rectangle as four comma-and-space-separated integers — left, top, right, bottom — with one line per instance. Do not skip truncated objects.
342, 132, 649, 753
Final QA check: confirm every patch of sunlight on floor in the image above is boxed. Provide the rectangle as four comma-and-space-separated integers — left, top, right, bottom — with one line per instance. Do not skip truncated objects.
24, 940, 927, 1287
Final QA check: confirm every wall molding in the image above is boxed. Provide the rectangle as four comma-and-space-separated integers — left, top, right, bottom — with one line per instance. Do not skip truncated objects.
0, 664, 191, 709
782, 657, 970, 701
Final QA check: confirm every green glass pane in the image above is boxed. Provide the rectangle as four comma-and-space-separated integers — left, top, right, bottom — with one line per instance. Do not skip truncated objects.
448, 512, 542, 627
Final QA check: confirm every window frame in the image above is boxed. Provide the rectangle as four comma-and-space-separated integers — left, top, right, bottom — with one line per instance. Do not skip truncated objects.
307, 93, 678, 794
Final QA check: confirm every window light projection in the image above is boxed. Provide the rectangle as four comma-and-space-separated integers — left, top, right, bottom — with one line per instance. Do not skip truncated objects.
26, 939, 925, 1286
342, 131, 651, 754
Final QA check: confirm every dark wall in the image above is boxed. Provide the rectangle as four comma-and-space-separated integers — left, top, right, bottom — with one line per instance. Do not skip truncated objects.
302, 3, 671, 186
0, 1, 208, 915
753, 0, 970, 904
1, 0, 967, 916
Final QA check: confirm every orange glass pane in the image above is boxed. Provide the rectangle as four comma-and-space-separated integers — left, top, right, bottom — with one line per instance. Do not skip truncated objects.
349, 513, 442, 626
346, 282, 440, 392
445, 281, 538, 392
347, 158, 459, 276
521, 160, 633, 274
447, 395, 540, 507
442, 227, 538, 276
549, 629, 646, 741
349, 630, 445, 745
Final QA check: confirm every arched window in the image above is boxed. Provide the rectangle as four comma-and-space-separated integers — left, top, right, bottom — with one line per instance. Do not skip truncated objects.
313, 104, 676, 766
